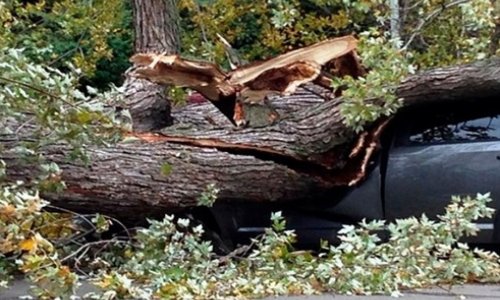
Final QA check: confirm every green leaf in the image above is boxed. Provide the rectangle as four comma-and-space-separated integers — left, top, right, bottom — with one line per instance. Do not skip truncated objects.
92, 213, 111, 233
161, 163, 173, 176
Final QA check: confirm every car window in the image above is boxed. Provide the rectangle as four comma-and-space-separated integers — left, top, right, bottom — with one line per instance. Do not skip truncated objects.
409, 116, 500, 144
395, 105, 500, 146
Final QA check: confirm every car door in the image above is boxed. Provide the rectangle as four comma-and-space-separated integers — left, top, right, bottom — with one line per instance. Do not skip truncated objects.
384, 105, 500, 225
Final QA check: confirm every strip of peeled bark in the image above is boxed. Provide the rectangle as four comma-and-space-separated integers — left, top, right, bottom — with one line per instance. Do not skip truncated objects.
2, 58, 499, 220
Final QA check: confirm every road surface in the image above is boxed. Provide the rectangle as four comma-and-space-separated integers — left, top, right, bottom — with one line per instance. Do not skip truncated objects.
2, 279, 500, 299
266, 284, 500, 299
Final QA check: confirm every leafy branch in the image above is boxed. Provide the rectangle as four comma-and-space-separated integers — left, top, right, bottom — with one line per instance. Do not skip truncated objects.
402, 0, 470, 50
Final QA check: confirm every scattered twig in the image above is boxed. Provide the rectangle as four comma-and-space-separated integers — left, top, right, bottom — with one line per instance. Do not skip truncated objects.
14, 116, 36, 134
218, 234, 262, 264
217, 33, 244, 69
48, 32, 87, 66
403, 0, 426, 11
402, 0, 469, 50
47, 205, 132, 241
0, 76, 77, 108
60, 239, 127, 263
195, 3, 209, 46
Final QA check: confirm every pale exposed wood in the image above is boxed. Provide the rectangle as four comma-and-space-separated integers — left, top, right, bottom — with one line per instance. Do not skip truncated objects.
228, 36, 358, 84
129, 36, 361, 126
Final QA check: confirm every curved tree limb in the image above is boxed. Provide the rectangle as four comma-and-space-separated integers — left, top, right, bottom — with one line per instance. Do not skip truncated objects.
2, 58, 499, 221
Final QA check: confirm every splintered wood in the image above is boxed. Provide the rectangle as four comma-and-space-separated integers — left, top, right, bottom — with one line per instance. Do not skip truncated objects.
130, 35, 364, 127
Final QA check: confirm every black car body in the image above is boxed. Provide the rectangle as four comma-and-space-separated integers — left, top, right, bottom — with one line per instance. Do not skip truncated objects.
208, 101, 500, 247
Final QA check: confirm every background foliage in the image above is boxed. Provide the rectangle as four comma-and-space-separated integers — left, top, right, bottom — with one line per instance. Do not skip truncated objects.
179, 0, 496, 129
1, 0, 133, 89
178, 0, 496, 67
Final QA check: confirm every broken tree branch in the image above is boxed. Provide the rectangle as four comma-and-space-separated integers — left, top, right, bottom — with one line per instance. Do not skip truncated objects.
2, 58, 499, 221
130, 35, 362, 127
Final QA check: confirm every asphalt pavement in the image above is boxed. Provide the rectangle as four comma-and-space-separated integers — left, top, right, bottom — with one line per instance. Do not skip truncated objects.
2, 279, 500, 299
265, 285, 500, 299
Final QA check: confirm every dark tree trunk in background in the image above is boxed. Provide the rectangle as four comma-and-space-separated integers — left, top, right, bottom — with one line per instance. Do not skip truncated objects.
132, 0, 180, 53
124, 0, 180, 132
3, 58, 499, 222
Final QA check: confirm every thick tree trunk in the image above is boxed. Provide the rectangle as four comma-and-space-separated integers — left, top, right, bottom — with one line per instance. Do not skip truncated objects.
132, 0, 179, 53
2, 58, 499, 221
124, 0, 180, 132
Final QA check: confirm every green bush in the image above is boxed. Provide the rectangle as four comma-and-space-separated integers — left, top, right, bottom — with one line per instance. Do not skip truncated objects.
1, 0, 133, 90
84, 194, 500, 298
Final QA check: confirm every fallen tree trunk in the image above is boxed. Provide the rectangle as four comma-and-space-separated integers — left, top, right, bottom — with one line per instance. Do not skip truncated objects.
2, 58, 499, 220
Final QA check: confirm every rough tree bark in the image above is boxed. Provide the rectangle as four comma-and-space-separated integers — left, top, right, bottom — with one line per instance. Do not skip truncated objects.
2, 58, 499, 221
124, 0, 180, 132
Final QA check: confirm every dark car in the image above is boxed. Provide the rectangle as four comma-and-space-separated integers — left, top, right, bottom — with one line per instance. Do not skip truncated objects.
206, 101, 500, 248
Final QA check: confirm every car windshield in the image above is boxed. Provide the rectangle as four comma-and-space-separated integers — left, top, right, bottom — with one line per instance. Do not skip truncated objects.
410, 116, 500, 144
397, 104, 500, 146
